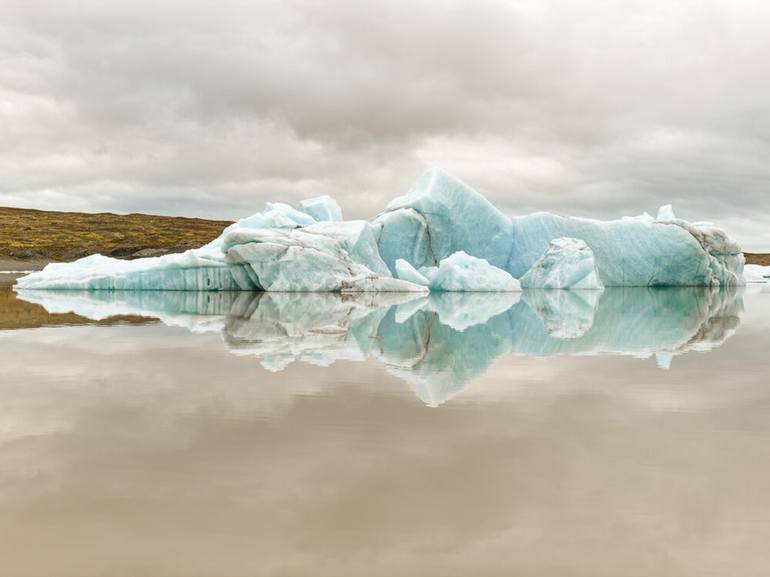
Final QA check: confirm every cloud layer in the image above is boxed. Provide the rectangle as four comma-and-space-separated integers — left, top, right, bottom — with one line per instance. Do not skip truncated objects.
1, 0, 769, 248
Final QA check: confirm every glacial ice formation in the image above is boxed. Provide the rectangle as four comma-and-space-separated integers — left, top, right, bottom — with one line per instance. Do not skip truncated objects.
520, 238, 603, 289
15, 286, 744, 406
373, 169, 514, 273
16, 168, 747, 291
507, 210, 743, 287
222, 225, 424, 292
14, 252, 241, 291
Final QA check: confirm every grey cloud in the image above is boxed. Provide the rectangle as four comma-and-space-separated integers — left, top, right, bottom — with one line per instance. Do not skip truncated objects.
0, 0, 769, 248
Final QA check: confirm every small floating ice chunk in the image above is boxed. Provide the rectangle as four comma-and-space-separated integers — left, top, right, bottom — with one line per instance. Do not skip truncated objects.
520, 238, 604, 290
430, 251, 521, 292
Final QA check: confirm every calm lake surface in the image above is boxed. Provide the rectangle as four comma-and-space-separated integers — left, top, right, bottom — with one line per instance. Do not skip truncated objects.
1, 274, 770, 577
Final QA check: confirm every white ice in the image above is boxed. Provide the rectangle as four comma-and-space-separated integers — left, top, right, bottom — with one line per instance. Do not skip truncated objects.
223, 227, 425, 292
520, 237, 604, 289
657, 204, 676, 221
429, 251, 521, 292
296, 195, 343, 223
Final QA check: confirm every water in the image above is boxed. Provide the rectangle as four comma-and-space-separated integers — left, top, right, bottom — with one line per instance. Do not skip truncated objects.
1, 275, 770, 577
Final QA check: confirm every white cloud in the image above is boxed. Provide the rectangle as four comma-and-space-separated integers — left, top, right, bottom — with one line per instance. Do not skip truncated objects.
1, 0, 769, 249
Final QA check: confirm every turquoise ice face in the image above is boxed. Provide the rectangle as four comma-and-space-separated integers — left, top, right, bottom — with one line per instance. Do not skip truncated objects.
508, 212, 742, 286
15, 286, 743, 406
374, 168, 514, 272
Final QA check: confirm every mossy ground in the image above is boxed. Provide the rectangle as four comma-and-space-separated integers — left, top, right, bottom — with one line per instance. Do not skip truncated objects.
0, 206, 232, 263
745, 253, 770, 266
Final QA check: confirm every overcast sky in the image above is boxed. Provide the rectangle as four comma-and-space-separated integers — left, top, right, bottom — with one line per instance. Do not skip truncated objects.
1, 0, 769, 249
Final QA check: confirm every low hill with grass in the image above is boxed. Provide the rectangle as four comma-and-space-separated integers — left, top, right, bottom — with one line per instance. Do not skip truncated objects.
745, 253, 770, 266
0, 206, 232, 269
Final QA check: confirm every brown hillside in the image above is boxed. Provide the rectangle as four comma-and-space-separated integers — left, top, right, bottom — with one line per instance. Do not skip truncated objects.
745, 253, 770, 266
0, 275, 157, 329
0, 206, 232, 264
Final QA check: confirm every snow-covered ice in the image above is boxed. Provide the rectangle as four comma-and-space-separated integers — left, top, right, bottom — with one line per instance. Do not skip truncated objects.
13, 252, 241, 291
16, 169, 749, 291
520, 238, 604, 289
429, 251, 521, 292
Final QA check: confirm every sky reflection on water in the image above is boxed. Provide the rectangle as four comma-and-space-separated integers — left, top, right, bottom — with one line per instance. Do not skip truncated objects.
15, 286, 744, 406
2, 283, 770, 577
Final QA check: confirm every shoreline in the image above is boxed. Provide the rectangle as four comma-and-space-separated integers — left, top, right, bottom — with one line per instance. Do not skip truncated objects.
0, 258, 48, 273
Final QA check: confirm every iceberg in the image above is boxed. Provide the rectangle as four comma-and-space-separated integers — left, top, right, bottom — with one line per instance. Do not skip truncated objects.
519, 237, 603, 289
16, 169, 747, 291
396, 253, 521, 293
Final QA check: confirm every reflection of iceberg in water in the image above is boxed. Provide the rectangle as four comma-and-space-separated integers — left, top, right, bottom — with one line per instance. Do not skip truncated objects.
15, 287, 743, 406
224, 292, 412, 371
522, 290, 601, 339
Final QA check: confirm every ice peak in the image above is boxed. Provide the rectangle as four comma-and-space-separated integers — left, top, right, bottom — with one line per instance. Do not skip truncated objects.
657, 204, 676, 221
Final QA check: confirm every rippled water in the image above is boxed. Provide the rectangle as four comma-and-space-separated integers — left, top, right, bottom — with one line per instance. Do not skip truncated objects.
1, 276, 770, 577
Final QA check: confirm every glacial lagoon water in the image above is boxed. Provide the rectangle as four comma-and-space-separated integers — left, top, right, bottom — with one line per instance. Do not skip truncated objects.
1, 275, 770, 576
